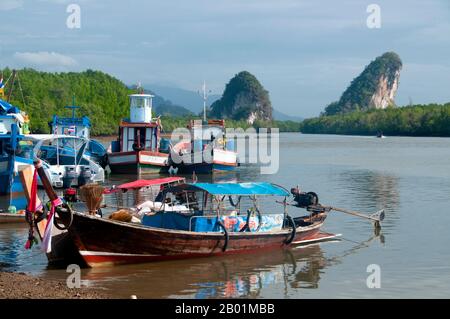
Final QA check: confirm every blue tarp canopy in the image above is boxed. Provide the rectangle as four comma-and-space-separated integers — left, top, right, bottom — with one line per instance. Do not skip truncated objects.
166, 182, 289, 196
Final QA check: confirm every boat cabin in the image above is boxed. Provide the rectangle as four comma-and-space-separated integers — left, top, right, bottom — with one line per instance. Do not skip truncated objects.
111, 94, 162, 153
49, 103, 92, 139
104, 176, 186, 210
50, 114, 90, 139
140, 182, 291, 233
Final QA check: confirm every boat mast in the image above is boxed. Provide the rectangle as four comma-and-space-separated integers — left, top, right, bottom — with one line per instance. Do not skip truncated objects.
199, 81, 211, 123
65, 94, 80, 120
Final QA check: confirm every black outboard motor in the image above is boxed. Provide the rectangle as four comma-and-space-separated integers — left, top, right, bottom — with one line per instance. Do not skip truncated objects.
78, 166, 92, 187
63, 166, 77, 189
291, 187, 319, 208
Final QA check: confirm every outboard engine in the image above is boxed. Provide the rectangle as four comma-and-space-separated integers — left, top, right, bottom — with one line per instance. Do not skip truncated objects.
291, 187, 319, 208
63, 166, 77, 189
78, 166, 92, 187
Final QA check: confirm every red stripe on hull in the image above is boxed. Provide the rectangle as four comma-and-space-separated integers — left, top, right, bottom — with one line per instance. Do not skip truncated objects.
67, 213, 332, 267
81, 232, 330, 267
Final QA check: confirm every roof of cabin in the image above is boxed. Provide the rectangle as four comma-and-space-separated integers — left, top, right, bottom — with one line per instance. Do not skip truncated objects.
165, 182, 290, 196
129, 94, 154, 98
117, 177, 185, 190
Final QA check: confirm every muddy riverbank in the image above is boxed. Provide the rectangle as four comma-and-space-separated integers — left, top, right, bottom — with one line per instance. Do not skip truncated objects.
0, 271, 110, 299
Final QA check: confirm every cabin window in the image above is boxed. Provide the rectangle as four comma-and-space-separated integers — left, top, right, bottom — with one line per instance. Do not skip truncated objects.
135, 128, 145, 149
145, 128, 152, 149
131, 98, 145, 108
127, 127, 135, 151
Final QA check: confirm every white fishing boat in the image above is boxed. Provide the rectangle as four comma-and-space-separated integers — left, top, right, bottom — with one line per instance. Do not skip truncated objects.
25, 134, 105, 188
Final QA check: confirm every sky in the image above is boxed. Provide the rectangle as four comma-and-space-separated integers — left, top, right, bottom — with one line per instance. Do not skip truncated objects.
0, 0, 449, 117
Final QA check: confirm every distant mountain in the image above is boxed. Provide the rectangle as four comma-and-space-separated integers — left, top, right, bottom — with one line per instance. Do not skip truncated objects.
210, 71, 272, 124
146, 84, 221, 114
324, 52, 403, 116
272, 109, 303, 122
147, 83, 303, 122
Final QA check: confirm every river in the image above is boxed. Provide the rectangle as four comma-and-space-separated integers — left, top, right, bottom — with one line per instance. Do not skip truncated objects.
1, 133, 450, 298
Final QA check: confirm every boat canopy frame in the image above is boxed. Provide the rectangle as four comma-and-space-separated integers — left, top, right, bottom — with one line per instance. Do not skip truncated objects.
158, 182, 290, 221
163, 182, 290, 197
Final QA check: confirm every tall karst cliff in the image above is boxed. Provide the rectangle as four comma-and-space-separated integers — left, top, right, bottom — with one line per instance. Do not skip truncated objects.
324, 52, 402, 116
210, 71, 272, 124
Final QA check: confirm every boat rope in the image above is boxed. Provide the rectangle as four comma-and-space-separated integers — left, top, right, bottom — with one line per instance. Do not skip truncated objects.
3, 72, 13, 87
16, 73, 27, 109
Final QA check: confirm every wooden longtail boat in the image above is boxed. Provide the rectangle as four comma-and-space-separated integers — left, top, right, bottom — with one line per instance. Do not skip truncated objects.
69, 212, 335, 267
45, 181, 337, 267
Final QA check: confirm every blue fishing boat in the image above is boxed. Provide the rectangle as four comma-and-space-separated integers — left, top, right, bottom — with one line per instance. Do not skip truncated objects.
49, 99, 107, 167
0, 93, 33, 214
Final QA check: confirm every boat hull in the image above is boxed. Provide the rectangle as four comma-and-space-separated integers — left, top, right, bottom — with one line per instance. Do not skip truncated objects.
172, 162, 237, 174
0, 212, 26, 224
67, 212, 329, 267
108, 151, 168, 174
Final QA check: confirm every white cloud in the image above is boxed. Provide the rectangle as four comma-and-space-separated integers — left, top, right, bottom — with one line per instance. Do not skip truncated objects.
0, 0, 23, 11
13, 51, 77, 67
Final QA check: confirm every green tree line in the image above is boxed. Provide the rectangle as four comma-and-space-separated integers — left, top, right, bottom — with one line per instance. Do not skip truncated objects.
2, 68, 301, 135
301, 103, 450, 137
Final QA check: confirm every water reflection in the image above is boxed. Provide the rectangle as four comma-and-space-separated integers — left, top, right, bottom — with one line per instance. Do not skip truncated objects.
76, 244, 330, 298
337, 170, 399, 212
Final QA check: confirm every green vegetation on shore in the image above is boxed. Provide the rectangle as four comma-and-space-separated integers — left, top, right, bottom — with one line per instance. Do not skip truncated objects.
2, 68, 301, 135
301, 103, 450, 137
161, 116, 301, 133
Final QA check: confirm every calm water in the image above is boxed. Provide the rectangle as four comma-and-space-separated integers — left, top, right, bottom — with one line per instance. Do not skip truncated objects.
1, 133, 450, 298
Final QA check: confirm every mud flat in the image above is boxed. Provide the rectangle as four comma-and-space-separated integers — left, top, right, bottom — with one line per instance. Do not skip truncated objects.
0, 271, 110, 299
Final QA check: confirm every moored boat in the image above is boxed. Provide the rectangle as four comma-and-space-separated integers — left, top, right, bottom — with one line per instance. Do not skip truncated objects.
169, 119, 238, 174
0, 73, 34, 212
107, 92, 169, 174
0, 211, 26, 224
26, 134, 105, 188
46, 181, 336, 267
49, 101, 108, 168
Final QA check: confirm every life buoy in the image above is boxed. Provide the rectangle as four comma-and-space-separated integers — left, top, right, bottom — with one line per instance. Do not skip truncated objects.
53, 202, 74, 231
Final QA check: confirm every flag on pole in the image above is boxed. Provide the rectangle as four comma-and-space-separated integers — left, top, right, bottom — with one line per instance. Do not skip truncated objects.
68, 125, 76, 135
0, 76, 4, 89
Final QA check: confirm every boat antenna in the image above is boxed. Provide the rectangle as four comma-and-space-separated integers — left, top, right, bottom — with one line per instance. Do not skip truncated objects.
65, 94, 80, 119
137, 82, 144, 94
198, 81, 211, 123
